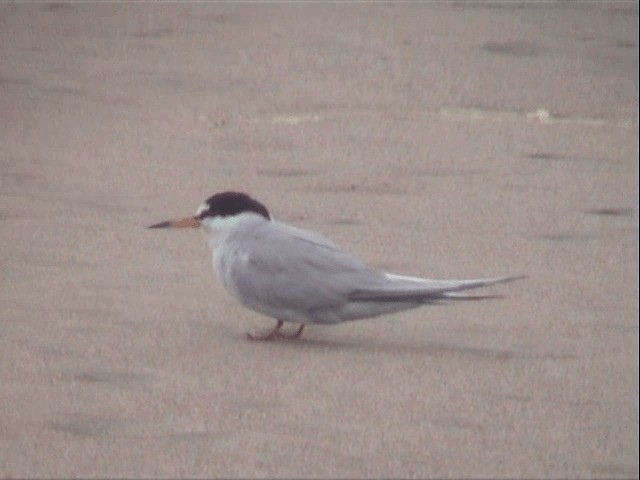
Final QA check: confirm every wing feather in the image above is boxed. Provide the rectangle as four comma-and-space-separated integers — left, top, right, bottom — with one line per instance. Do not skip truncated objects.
349, 274, 526, 302
220, 220, 524, 322
223, 221, 385, 320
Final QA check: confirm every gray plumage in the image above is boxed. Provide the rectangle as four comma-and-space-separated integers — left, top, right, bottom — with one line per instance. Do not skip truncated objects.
210, 215, 522, 325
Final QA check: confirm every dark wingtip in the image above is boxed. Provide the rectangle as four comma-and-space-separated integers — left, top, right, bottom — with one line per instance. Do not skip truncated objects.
449, 294, 507, 301
148, 221, 172, 229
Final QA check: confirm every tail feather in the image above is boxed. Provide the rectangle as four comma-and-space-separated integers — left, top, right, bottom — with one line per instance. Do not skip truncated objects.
348, 274, 525, 303
443, 293, 506, 301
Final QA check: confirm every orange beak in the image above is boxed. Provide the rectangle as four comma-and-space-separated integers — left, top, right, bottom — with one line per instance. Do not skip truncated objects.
148, 217, 200, 229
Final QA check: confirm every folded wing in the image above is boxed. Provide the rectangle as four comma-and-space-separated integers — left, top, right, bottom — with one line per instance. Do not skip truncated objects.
348, 274, 526, 302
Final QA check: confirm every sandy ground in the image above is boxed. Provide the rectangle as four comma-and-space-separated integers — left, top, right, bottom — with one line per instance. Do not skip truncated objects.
1, 3, 638, 478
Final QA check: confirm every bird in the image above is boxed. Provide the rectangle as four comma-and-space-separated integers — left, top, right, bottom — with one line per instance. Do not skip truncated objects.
149, 191, 524, 341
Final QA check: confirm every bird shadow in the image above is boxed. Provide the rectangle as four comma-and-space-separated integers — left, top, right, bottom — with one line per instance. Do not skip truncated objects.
214, 322, 577, 362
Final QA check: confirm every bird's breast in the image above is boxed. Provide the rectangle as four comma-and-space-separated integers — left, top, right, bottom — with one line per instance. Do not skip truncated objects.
212, 245, 249, 300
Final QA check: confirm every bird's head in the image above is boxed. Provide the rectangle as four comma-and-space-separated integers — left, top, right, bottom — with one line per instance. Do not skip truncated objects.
148, 191, 271, 233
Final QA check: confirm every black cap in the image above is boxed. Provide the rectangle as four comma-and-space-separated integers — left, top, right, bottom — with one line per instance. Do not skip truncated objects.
197, 191, 270, 220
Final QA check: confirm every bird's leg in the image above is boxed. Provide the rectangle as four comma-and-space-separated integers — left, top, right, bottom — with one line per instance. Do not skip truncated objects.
276, 324, 305, 339
246, 321, 305, 341
246, 320, 284, 341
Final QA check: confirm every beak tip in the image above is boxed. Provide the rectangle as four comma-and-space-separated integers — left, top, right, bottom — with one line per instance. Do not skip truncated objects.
148, 221, 172, 229
148, 218, 200, 229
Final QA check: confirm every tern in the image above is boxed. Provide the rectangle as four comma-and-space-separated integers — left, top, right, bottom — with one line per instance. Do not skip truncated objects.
149, 191, 523, 341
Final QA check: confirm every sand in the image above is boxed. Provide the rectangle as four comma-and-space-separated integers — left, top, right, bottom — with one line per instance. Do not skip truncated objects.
1, 2, 638, 478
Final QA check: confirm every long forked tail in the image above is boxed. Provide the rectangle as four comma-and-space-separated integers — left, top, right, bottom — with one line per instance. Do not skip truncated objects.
348, 274, 526, 303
